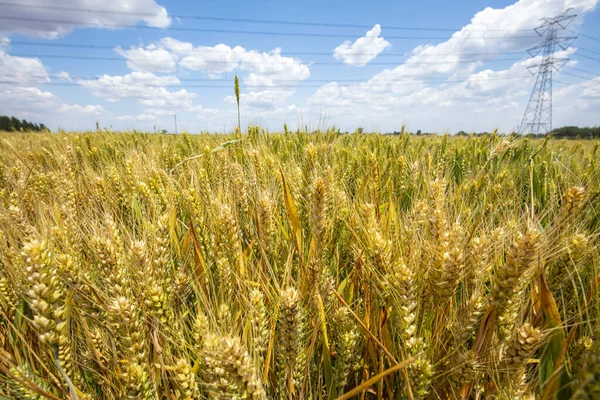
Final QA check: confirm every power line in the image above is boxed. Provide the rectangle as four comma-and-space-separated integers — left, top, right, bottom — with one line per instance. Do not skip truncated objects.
0, 15, 540, 40
13, 66, 595, 84
6, 66, 588, 87
0, 80, 529, 89
10, 40, 600, 65
576, 33, 600, 42
0, 74, 533, 89
579, 47, 600, 56
553, 79, 572, 85
567, 67, 600, 76
560, 70, 599, 81
9, 40, 600, 63
0, 2, 533, 33
554, 76, 600, 89
14, 64, 589, 82
575, 53, 600, 63
5, 74, 594, 98
8, 41, 116, 50
567, 28, 600, 43
6, 40, 530, 57
0, 73, 531, 83
5, 52, 525, 65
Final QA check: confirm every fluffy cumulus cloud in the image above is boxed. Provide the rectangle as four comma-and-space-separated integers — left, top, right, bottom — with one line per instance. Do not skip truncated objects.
80, 72, 181, 90
0, 86, 59, 112
115, 38, 310, 86
118, 113, 159, 122
179, 42, 307, 110
224, 90, 295, 109
113, 38, 310, 111
59, 104, 104, 114
0, 0, 170, 38
0, 49, 112, 130
0, 85, 102, 117
56, 71, 73, 81
555, 76, 600, 114
0, 51, 49, 85
0, 51, 99, 117
579, 78, 600, 99
0, 52, 104, 127
307, 50, 583, 131
78, 71, 196, 110
115, 45, 178, 73
182, 46, 310, 86
367, 0, 594, 84
334, 24, 391, 66
308, 0, 599, 132
159, 37, 195, 55
180, 45, 309, 83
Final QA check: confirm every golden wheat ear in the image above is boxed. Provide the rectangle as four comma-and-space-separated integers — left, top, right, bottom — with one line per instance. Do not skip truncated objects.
203, 334, 267, 400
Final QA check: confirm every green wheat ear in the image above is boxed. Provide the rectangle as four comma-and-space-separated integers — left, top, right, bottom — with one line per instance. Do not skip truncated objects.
235, 74, 241, 134
234, 75, 240, 106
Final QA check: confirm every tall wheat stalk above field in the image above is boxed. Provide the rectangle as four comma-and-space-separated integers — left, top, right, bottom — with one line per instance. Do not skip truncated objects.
235, 74, 241, 135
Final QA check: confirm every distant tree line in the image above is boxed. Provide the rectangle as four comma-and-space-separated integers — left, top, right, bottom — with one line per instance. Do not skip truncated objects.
448, 127, 600, 138
387, 126, 600, 138
547, 126, 600, 139
0, 116, 47, 132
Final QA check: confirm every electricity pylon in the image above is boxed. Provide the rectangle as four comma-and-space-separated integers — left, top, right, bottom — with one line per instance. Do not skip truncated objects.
518, 9, 577, 135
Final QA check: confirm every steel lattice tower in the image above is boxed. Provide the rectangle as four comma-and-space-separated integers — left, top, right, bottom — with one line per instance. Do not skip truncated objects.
518, 9, 577, 135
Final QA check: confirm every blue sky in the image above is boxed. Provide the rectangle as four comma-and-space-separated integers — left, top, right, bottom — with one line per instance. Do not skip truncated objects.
0, 0, 599, 133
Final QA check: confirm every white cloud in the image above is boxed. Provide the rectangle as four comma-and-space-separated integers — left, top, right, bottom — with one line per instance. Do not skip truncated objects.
334, 24, 391, 66
114, 39, 310, 86
365, 0, 595, 83
78, 71, 184, 102
78, 72, 198, 111
235, 48, 310, 86
308, 50, 585, 131
307, 0, 599, 132
0, 51, 98, 116
0, 50, 49, 85
145, 108, 180, 117
115, 38, 312, 91
579, 78, 600, 99
0, 0, 170, 38
175, 44, 237, 73
159, 37, 194, 56
175, 43, 310, 85
224, 90, 295, 109
306, 50, 599, 133
56, 71, 72, 81
118, 113, 159, 121
59, 104, 104, 114
139, 89, 197, 109
0, 86, 58, 110
0, 48, 123, 130
555, 76, 600, 114
0, 80, 104, 126
115, 45, 178, 73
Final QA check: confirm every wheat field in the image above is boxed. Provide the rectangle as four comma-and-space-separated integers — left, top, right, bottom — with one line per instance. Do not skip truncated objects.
0, 129, 599, 399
